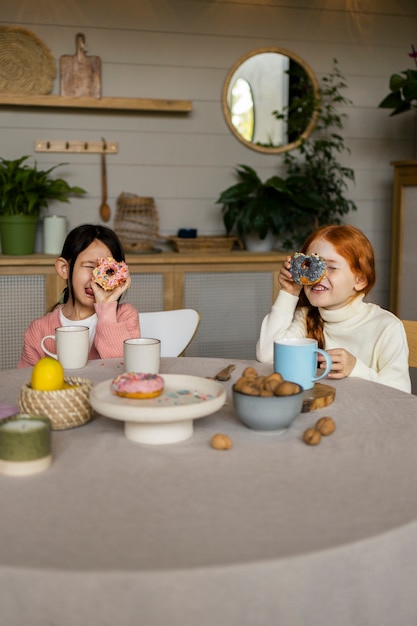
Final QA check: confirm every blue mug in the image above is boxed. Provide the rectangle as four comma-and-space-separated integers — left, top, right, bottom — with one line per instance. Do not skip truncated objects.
273, 338, 332, 390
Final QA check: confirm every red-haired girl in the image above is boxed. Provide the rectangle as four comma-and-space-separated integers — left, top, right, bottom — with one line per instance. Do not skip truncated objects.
256, 225, 411, 393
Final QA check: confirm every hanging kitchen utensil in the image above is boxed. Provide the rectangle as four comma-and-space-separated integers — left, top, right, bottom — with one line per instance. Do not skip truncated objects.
99, 140, 111, 222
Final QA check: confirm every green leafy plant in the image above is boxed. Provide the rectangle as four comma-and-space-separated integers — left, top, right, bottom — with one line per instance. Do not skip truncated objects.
379, 45, 417, 116
277, 58, 357, 248
216, 165, 293, 240
0, 156, 86, 216
216, 163, 323, 243
217, 60, 356, 249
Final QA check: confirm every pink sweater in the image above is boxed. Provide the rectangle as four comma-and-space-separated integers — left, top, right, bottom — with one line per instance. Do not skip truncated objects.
18, 302, 140, 368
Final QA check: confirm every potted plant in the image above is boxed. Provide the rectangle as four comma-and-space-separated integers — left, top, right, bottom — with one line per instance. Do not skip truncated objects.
379, 45, 417, 116
276, 59, 357, 249
216, 60, 356, 250
0, 155, 86, 255
216, 165, 298, 250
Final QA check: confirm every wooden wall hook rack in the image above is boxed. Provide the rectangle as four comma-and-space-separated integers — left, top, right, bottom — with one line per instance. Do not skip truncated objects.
35, 139, 119, 154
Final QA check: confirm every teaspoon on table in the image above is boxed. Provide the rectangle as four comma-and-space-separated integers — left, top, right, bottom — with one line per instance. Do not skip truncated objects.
210, 364, 236, 381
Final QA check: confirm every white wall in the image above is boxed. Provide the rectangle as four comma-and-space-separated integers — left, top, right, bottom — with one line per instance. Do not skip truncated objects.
2, 0, 417, 308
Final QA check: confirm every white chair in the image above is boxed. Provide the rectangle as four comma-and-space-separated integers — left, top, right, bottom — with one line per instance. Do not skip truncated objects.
139, 309, 200, 357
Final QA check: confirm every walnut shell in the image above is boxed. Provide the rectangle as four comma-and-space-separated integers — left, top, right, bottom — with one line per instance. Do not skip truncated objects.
263, 372, 283, 393
266, 372, 283, 384
234, 377, 249, 393
239, 380, 262, 395
303, 428, 321, 445
210, 433, 233, 450
315, 416, 336, 436
274, 381, 301, 396
241, 367, 258, 378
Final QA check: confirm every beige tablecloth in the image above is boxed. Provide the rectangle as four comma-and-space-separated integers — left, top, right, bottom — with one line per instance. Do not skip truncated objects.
1, 357, 417, 626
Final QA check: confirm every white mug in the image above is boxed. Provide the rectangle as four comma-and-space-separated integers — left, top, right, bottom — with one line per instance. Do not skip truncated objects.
274, 337, 332, 390
41, 326, 89, 369
124, 338, 161, 373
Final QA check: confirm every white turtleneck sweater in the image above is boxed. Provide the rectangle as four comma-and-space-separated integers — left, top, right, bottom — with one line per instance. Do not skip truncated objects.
256, 290, 411, 393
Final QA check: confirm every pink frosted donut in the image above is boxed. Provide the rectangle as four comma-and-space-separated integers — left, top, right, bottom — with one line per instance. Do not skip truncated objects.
93, 257, 129, 291
111, 372, 165, 399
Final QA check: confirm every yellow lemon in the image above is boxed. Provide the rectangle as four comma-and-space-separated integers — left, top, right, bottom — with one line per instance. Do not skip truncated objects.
31, 357, 65, 391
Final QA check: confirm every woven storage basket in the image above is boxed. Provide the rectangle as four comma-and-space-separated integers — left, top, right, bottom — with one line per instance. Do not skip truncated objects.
168, 235, 242, 253
18, 377, 93, 431
114, 193, 160, 252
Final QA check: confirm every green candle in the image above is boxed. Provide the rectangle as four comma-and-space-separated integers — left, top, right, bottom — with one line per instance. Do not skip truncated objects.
0, 414, 51, 476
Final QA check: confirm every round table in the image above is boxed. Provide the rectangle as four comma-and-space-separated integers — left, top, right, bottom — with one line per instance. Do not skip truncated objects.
1, 357, 417, 626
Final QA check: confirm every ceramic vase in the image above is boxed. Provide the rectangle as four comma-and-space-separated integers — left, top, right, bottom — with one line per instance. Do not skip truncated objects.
43, 215, 67, 255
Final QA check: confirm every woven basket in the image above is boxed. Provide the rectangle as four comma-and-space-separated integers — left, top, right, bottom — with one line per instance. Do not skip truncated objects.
0, 26, 56, 95
18, 377, 93, 431
168, 236, 242, 253
114, 193, 160, 252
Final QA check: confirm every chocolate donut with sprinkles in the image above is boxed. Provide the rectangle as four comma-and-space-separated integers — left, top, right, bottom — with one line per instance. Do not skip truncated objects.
289, 252, 326, 286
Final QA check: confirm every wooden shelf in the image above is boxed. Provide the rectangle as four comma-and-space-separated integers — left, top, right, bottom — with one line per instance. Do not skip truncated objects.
0, 94, 192, 113
0, 250, 285, 268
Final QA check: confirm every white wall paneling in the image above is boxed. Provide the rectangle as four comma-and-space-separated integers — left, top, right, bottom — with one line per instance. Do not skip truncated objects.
2, 0, 417, 311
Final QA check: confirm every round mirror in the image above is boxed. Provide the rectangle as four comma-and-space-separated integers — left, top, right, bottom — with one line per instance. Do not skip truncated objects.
222, 47, 320, 154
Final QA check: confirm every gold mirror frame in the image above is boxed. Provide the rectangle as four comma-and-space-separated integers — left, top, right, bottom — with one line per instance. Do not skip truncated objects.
222, 47, 320, 154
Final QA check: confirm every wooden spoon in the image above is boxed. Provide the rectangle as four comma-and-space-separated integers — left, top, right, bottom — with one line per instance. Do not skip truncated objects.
99, 150, 111, 222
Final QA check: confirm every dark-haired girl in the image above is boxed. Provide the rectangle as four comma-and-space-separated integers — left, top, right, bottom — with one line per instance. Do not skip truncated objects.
18, 224, 139, 367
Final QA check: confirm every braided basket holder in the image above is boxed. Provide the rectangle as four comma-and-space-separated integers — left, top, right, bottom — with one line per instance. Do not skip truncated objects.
18, 377, 93, 431
113, 193, 161, 252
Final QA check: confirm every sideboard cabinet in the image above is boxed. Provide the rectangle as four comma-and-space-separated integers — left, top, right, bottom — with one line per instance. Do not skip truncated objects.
0, 251, 285, 370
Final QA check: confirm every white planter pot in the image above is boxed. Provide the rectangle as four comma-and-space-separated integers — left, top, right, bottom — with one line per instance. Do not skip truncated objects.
243, 230, 277, 252
43, 215, 67, 255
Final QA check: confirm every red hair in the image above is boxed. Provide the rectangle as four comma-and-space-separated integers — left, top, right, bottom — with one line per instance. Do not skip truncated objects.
299, 225, 376, 348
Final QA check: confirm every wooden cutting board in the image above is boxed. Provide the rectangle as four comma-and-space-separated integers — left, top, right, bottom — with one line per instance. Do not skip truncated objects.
301, 383, 335, 412
60, 33, 101, 98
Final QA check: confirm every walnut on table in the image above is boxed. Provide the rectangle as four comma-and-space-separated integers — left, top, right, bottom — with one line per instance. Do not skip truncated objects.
210, 433, 233, 450
315, 416, 336, 436
302, 416, 336, 446
302, 428, 322, 446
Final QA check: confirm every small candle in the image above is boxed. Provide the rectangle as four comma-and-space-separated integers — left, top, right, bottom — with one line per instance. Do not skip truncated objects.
0, 414, 52, 476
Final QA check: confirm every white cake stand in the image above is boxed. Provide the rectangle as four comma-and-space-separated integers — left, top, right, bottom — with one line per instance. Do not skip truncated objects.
89, 374, 227, 445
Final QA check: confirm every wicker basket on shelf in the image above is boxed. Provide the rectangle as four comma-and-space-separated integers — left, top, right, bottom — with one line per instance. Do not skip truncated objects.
113, 193, 160, 252
168, 235, 242, 253
18, 377, 94, 431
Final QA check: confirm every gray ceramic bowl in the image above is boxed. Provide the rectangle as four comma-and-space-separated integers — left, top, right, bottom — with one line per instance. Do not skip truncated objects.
232, 384, 304, 432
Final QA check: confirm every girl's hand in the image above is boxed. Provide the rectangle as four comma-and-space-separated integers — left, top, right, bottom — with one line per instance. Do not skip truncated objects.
91, 275, 131, 304
279, 256, 302, 297
318, 348, 356, 379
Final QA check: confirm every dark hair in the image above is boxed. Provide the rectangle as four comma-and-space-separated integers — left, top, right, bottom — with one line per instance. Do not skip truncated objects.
298, 224, 376, 349
59, 224, 126, 306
